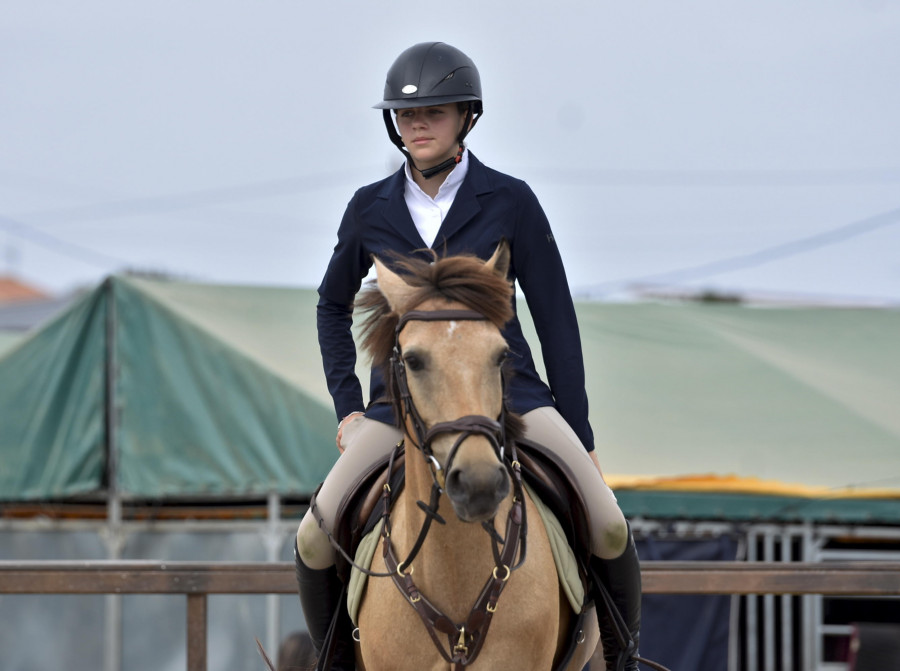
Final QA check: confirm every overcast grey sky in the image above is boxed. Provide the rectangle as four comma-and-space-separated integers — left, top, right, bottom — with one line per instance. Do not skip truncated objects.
3, 1, 899, 303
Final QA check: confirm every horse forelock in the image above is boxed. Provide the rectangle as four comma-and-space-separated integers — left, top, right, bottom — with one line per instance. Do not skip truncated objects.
354, 251, 520, 435
356, 252, 514, 367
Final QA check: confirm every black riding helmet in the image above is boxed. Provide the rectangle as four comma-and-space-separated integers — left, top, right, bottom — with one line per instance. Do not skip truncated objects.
374, 42, 483, 179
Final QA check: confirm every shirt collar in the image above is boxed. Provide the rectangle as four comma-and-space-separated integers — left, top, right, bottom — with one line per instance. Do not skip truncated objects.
403, 148, 470, 199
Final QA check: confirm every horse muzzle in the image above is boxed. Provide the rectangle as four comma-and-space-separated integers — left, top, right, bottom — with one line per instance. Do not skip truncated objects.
421, 414, 510, 522
445, 457, 511, 522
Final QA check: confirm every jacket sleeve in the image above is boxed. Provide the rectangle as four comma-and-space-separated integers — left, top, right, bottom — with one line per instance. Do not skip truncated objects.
316, 192, 371, 421
511, 183, 595, 452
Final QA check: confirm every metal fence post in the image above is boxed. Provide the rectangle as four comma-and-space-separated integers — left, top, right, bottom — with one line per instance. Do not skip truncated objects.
187, 594, 208, 671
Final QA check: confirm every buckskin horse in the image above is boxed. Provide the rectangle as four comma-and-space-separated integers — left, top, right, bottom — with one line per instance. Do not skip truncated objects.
320, 241, 599, 671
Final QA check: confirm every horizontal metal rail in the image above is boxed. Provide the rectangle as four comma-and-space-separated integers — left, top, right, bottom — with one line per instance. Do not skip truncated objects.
2, 561, 898, 671
2, 560, 899, 596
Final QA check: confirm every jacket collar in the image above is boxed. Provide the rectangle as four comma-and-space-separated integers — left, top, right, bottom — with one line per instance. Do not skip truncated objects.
376, 153, 494, 248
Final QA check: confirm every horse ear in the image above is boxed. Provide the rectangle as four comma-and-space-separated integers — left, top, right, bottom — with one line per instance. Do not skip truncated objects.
484, 239, 511, 278
373, 255, 417, 312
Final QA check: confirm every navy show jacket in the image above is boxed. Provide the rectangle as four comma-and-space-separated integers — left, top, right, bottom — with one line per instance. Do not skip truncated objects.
317, 153, 595, 452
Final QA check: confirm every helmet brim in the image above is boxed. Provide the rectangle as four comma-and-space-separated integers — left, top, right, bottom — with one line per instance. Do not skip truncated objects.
373, 93, 482, 110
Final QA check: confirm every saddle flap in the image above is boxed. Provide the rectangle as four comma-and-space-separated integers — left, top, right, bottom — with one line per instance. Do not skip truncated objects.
331, 447, 406, 582
514, 437, 593, 568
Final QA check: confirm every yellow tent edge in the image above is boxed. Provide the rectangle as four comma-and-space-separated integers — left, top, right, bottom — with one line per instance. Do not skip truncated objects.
605, 473, 900, 500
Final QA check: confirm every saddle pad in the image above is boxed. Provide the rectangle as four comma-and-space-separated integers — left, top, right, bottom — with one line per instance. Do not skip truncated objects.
523, 482, 584, 613
347, 518, 383, 625
346, 484, 583, 625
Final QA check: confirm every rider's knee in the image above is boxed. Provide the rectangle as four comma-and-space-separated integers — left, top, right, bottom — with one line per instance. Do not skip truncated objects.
296, 513, 333, 570
595, 515, 629, 560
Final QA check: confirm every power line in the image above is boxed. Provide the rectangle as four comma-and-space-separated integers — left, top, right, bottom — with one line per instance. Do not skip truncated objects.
0, 216, 131, 270
7, 169, 379, 226
580, 205, 900, 297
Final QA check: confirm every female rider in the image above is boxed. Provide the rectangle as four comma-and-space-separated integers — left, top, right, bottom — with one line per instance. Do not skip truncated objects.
295, 42, 642, 671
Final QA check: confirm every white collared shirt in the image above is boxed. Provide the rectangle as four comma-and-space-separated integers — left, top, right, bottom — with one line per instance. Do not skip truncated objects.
403, 148, 470, 248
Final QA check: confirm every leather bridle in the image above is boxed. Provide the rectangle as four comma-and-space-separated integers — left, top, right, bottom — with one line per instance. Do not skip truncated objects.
391, 308, 509, 489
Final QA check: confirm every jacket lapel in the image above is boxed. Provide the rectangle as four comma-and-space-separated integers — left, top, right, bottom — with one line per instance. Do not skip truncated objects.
377, 168, 426, 248
434, 153, 492, 244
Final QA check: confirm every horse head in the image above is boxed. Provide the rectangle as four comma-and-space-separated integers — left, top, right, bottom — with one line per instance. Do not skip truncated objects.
359, 241, 521, 523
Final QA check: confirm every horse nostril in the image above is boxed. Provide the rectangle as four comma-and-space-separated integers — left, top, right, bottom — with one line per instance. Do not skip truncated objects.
445, 469, 468, 498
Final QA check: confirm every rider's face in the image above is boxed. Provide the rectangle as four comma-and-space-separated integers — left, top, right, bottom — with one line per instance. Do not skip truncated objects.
395, 104, 466, 170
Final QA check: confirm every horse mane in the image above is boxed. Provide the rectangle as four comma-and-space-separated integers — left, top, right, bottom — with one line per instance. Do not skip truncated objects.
355, 249, 524, 441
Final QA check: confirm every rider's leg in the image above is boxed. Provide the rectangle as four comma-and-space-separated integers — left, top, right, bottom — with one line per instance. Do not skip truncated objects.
521, 406, 641, 671
296, 416, 403, 566
294, 548, 354, 670
590, 527, 642, 671
295, 417, 402, 669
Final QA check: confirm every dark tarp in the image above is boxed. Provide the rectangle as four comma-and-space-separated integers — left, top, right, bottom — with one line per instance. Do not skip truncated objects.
0, 276, 337, 499
0, 285, 106, 498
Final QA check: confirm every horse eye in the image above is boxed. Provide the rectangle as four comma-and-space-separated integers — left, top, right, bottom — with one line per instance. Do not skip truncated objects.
496, 349, 510, 367
404, 354, 424, 372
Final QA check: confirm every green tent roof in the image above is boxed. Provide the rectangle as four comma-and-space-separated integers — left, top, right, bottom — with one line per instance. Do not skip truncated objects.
2, 277, 898, 521
0, 276, 336, 500
532, 303, 900, 488
521, 301, 900, 522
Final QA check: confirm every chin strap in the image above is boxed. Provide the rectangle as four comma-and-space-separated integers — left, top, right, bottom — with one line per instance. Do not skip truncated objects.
418, 143, 465, 179
382, 103, 482, 179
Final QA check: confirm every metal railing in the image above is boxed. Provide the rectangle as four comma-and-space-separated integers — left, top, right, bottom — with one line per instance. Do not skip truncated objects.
1, 560, 899, 671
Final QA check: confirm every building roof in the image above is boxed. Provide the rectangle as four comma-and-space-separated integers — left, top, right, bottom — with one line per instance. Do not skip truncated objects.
0, 276, 50, 304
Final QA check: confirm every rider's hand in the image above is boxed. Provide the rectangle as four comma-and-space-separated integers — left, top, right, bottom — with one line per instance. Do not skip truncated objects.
336, 411, 364, 453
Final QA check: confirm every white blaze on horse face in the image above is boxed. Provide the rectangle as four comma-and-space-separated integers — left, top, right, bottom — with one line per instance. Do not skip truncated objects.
401, 313, 510, 522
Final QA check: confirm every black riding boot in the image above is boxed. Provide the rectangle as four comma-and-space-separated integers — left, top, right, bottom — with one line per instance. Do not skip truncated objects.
590, 524, 642, 671
294, 543, 355, 671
